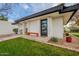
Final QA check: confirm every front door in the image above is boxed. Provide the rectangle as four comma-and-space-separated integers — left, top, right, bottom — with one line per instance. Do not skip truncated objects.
41, 19, 48, 36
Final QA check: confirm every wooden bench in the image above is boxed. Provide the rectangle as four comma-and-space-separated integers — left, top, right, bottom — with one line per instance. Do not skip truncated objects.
27, 32, 39, 37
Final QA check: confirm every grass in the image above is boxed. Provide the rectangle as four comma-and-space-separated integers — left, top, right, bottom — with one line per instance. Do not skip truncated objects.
0, 37, 79, 56
70, 32, 79, 38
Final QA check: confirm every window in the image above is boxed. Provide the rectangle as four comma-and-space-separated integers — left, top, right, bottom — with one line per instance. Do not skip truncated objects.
41, 19, 48, 36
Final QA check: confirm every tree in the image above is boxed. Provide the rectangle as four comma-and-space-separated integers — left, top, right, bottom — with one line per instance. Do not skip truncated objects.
0, 15, 8, 21
13, 28, 18, 34
69, 26, 79, 32
0, 3, 13, 16
72, 10, 79, 26
0, 3, 13, 21
75, 15, 79, 25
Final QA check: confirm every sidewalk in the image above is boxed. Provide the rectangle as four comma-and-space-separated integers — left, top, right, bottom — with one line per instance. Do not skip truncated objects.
0, 34, 21, 42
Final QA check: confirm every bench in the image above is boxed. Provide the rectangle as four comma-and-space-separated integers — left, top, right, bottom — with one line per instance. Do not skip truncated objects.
27, 32, 39, 37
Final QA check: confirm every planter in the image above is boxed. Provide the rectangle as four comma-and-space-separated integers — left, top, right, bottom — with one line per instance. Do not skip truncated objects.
66, 36, 72, 43
15, 32, 18, 34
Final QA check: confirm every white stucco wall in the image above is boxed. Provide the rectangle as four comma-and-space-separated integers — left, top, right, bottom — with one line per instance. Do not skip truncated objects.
26, 20, 41, 36
17, 23, 23, 34
48, 17, 64, 39
17, 13, 64, 39
0, 20, 18, 35
18, 20, 40, 36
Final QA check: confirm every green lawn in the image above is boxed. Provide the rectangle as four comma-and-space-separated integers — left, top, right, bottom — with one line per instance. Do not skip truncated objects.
70, 33, 79, 38
0, 37, 79, 56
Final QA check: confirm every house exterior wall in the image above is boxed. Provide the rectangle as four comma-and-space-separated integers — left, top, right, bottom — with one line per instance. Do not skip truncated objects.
48, 17, 64, 39
18, 16, 64, 39
17, 23, 24, 34
25, 20, 41, 36
0, 20, 17, 36
17, 20, 41, 36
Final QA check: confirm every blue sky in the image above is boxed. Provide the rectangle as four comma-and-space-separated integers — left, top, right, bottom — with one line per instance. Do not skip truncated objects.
6, 3, 60, 22
0, 3, 74, 22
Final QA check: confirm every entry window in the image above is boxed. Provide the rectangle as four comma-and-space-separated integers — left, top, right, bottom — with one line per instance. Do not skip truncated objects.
26, 28, 28, 33
41, 19, 47, 36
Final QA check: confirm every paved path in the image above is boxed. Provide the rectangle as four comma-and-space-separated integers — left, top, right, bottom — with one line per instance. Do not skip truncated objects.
22, 35, 49, 43
0, 34, 21, 42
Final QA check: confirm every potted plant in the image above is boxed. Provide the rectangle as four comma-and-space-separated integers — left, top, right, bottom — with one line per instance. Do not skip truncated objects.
65, 32, 72, 43
13, 28, 18, 34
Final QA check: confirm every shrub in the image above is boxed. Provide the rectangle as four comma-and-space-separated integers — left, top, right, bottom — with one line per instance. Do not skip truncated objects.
65, 32, 69, 36
13, 28, 18, 34
69, 27, 79, 32
50, 37, 59, 42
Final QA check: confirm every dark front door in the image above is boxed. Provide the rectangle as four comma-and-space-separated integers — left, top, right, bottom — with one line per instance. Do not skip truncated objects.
41, 19, 48, 36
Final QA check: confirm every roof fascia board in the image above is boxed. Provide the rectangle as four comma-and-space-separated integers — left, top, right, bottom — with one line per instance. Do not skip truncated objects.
60, 4, 79, 13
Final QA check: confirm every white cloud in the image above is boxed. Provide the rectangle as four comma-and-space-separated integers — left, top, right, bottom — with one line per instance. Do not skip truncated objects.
8, 19, 15, 23
64, 3, 76, 7
51, 3, 60, 7
29, 3, 60, 14
19, 4, 29, 10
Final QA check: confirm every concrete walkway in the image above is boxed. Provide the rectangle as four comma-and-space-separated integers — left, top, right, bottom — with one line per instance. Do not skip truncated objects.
22, 35, 50, 43
0, 34, 21, 42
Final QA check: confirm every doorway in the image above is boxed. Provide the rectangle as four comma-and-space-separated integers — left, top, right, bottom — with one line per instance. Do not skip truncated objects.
40, 19, 48, 36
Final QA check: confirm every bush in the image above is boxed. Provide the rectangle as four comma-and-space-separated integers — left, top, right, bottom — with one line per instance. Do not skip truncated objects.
50, 37, 59, 42
13, 28, 18, 34
65, 32, 69, 36
69, 27, 79, 32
